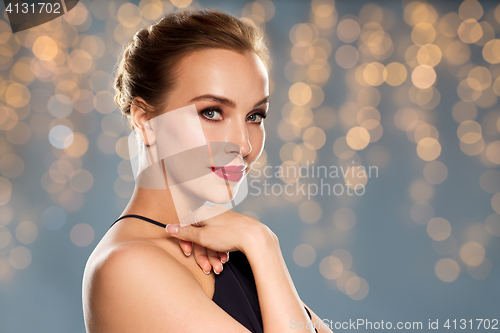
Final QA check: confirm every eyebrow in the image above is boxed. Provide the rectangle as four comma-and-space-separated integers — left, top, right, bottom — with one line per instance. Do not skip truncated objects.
189, 94, 270, 110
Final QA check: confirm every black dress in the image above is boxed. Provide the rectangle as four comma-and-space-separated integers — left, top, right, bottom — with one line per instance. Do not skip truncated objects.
111, 214, 316, 333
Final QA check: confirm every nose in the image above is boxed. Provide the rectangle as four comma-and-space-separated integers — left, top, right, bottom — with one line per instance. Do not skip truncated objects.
224, 119, 252, 157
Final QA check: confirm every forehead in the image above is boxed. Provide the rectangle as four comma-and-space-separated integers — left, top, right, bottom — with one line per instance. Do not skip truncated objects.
173, 48, 269, 102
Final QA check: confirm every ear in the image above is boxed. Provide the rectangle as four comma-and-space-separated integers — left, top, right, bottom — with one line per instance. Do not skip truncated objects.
130, 97, 156, 146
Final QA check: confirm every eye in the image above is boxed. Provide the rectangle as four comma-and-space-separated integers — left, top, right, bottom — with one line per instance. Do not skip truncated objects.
200, 107, 223, 121
247, 112, 267, 123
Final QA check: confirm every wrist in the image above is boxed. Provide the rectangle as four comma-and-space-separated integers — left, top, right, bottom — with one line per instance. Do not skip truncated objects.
239, 220, 278, 255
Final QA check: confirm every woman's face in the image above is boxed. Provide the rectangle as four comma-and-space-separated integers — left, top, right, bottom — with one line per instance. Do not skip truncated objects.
155, 48, 269, 207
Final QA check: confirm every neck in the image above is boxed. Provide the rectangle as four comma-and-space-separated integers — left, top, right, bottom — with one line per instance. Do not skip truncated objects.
124, 156, 201, 222
121, 185, 181, 226
123, 151, 212, 229
121, 182, 208, 227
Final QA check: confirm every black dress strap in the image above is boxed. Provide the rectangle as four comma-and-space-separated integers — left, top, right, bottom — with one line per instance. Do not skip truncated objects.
110, 214, 167, 229
304, 306, 319, 332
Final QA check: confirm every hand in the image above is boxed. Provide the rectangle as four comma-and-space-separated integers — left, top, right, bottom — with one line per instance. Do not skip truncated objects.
166, 205, 271, 255
178, 239, 229, 274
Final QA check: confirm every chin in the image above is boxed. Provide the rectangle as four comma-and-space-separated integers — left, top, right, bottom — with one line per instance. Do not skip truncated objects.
203, 182, 242, 204
206, 196, 233, 205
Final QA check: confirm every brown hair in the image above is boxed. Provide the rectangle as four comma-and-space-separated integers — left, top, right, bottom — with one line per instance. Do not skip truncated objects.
113, 8, 271, 129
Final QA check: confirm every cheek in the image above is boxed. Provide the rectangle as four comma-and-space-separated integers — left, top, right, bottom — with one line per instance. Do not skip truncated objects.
248, 127, 265, 158
198, 121, 220, 143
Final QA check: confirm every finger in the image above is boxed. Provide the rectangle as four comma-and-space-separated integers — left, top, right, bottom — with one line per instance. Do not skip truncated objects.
166, 223, 225, 253
166, 224, 203, 245
193, 243, 211, 275
207, 249, 223, 274
167, 223, 214, 250
218, 251, 229, 263
178, 240, 192, 257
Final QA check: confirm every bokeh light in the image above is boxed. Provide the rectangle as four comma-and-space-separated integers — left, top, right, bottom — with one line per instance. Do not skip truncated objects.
426, 217, 452, 241
460, 241, 486, 266
8, 246, 32, 270
49, 125, 74, 149
319, 255, 343, 280
435, 258, 460, 282
70, 223, 95, 247
293, 243, 316, 267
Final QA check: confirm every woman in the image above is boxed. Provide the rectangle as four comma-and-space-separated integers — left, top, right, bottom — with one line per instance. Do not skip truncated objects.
82, 8, 332, 333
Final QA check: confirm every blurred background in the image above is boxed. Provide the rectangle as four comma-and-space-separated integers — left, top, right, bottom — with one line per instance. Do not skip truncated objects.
0, 0, 499, 332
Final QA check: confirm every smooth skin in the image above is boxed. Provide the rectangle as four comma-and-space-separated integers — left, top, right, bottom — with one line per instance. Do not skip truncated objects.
82, 48, 333, 333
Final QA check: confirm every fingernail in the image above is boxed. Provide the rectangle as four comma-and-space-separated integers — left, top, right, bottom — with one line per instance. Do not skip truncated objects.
166, 224, 179, 235
183, 250, 191, 256
215, 266, 223, 275
202, 268, 210, 275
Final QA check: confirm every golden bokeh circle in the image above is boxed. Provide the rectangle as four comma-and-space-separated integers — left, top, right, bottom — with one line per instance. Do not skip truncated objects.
337, 18, 361, 43
346, 127, 370, 150
467, 66, 492, 91
117, 3, 142, 28
363, 62, 385, 86
411, 22, 436, 46
426, 217, 452, 241
458, 19, 483, 44
457, 120, 482, 144
299, 200, 322, 224
293, 244, 316, 268
302, 126, 326, 150
32, 36, 58, 61
67, 50, 93, 74
459, 241, 485, 267
482, 39, 500, 64
416, 137, 441, 161
486, 141, 500, 165
333, 207, 356, 231
458, 0, 483, 20
417, 44, 442, 67
319, 256, 343, 280
411, 65, 436, 89
423, 160, 448, 184
6, 83, 30, 108
492, 192, 500, 214
289, 82, 312, 106
383, 62, 407, 86
435, 258, 460, 282
8, 246, 31, 270
345, 276, 369, 300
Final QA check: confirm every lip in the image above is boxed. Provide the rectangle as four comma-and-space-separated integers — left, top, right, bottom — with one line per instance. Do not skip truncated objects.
210, 165, 246, 182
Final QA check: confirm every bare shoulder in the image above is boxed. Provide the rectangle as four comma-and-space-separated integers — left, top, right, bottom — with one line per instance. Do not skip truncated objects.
83, 240, 251, 333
